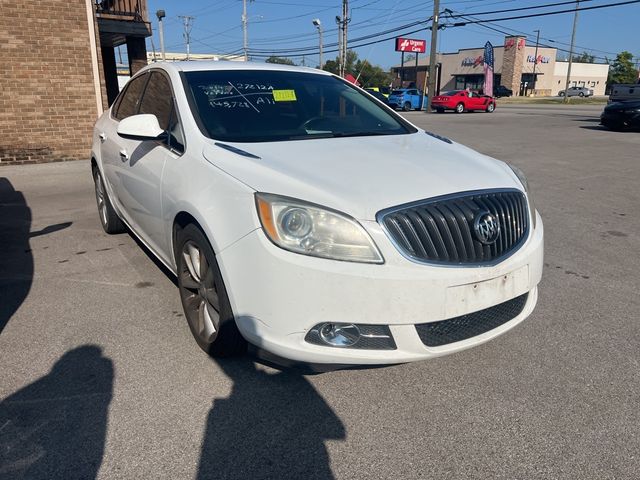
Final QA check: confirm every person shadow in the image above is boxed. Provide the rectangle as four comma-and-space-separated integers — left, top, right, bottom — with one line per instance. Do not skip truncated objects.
0, 345, 114, 480
197, 358, 345, 480
0, 177, 71, 333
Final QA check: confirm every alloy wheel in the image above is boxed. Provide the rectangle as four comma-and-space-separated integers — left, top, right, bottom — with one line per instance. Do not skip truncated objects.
179, 241, 220, 345
94, 172, 108, 227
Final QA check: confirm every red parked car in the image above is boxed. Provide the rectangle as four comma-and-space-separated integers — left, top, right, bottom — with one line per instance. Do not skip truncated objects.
431, 90, 496, 113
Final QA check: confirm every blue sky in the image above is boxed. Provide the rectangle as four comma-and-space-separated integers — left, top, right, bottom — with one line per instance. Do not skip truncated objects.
144, 0, 640, 68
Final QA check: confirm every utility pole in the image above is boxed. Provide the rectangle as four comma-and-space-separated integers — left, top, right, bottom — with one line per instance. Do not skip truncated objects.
531, 29, 540, 95
335, 0, 350, 77
425, 0, 440, 114
156, 9, 166, 61
242, 0, 248, 61
563, 0, 579, 103
178, 15, 194, 60
342, 0, 349, 77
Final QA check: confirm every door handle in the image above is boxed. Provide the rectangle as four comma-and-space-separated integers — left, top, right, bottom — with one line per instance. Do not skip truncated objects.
99, 132, 107, 142
119, 149, 129, 161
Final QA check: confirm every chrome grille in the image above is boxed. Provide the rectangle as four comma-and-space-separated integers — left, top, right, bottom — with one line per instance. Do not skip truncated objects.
378, 189, 529, 265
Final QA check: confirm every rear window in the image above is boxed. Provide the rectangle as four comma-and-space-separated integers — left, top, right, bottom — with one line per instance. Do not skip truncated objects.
184, 70, 414, 143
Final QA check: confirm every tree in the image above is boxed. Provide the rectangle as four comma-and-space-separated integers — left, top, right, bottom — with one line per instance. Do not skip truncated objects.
265, 56, 295, 65
608, 51, 637, 85
322, 50, 392, 87
572, 51, 595, 63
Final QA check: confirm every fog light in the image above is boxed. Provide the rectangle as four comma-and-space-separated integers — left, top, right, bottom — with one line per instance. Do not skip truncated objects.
318, 323, 360, 347
305, 323, 397, 350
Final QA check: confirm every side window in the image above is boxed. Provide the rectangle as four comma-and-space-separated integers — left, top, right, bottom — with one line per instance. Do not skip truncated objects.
114, 73, 148, 120
138, 71, 185, 154
139, 72, 172, 130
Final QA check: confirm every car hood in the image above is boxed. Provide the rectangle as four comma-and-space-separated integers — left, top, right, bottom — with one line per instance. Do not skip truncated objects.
202, 132, 522, 220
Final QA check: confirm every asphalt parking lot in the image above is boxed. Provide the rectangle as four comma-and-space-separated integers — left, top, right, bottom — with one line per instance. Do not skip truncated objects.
1, 104, 639, 479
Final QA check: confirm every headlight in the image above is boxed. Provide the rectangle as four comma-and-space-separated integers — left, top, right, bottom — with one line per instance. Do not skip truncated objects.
508, 164, 537, 228
255, 193, 384, 264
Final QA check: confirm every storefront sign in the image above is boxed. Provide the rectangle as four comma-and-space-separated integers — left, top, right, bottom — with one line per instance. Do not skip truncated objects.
461, 55, 483, 67
505, 38, 526, 50
527, 54, 550, 64
395, 37, 426, 53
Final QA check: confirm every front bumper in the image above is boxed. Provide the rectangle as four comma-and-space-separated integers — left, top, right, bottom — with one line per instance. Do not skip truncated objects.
217, 212, 544, 365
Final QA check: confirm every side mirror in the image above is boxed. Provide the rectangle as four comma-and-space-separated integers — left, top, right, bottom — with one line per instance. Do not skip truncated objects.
117, 114, 165, 140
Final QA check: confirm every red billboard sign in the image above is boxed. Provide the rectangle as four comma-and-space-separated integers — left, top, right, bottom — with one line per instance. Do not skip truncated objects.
395, 37, 426, 53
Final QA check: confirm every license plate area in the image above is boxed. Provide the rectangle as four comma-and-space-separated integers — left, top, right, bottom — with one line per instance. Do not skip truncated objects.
445, 265, 529, 318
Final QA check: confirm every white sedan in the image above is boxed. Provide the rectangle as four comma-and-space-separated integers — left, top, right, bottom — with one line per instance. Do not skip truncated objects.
91, 61, 543, 366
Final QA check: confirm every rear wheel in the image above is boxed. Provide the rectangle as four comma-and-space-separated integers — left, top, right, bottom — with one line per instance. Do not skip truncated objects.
455, 103, 465, 114
92, 166, 125, 234
559, 92, 565, 97
402, 101, 412, 112
579, 92, 584, 97
486, 103, 495, 113
176, 224, 246, 357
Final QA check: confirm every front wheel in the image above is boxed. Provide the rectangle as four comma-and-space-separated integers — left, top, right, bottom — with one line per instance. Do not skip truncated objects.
402, 101, 412, 112
176, 224, 246, 357
455, 103, 465, 114
559, 92, 565, 97
579, 92, 584, 97
486, 103, 495, 113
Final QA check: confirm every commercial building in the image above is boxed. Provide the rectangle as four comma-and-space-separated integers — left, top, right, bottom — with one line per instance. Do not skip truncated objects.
0, 0, 152, 165
393, 35, 609, 97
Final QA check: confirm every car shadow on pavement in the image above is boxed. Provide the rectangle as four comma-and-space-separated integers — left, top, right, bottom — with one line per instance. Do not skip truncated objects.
0, 345, 114, 480
196, 358, 345, 480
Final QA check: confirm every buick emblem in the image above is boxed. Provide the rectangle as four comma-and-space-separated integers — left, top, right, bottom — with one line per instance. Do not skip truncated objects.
474, 211, 500, 245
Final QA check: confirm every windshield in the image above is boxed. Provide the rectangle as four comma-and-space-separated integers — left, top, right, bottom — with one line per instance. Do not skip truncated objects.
184, 70, 414, 143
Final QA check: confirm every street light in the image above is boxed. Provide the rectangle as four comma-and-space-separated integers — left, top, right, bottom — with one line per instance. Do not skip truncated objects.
156, 10, 166, 61
312, 18, 323, 69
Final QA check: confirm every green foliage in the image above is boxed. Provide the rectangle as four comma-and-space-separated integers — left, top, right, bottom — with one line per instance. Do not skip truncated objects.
572, 52, 595, 63
608, 51, 637, 85
265, 56, 296, 66
321, 50, 392, 87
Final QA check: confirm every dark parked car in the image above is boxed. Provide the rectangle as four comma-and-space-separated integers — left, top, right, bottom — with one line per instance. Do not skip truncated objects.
494, 85, 513, 98
600, 100, 640, 131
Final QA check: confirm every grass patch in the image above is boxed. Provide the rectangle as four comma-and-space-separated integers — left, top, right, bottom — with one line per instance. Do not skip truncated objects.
497, 96, 607, 105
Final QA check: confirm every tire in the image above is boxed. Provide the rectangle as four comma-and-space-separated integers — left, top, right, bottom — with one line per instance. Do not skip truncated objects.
579, 92, 584, 97
402, 101, 412, 112
92, 166, 125, 234
176, 223, 246, 357
486, 103, 495, 113
455, 103, 465, 114
559, 92, 565, 97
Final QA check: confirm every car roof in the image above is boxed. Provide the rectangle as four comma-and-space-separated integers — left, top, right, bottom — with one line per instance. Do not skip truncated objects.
140, 60, 332, 77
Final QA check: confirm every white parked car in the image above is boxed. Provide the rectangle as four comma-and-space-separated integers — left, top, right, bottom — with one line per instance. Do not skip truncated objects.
91, 62, 543, 366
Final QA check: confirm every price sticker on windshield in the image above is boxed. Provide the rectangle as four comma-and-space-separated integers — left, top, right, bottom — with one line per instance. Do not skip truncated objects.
272, 89, 297, 102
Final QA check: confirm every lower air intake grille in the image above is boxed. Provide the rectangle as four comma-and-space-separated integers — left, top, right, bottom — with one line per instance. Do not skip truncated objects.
415, 293, 528, 347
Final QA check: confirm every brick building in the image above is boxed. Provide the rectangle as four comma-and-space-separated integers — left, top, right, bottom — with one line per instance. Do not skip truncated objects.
0, 0, 151, 165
